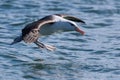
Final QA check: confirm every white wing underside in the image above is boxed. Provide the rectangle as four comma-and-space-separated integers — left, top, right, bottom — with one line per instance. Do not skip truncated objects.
39, 21, 76, 35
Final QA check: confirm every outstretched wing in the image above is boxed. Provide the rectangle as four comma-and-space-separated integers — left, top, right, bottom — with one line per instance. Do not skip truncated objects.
22, 15, 55, 43
55, 14, 85, 23
22, 28, 39, 43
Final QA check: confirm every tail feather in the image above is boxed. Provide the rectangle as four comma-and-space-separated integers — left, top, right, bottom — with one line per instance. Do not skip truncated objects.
11, 36, 22, 45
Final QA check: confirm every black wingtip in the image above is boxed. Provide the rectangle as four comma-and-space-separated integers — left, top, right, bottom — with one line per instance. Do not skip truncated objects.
80, 20, 86, 24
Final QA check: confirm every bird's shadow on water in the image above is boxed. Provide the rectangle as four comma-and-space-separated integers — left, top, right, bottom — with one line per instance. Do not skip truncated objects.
19, 49, 84, 79
7, 45, 86, 80
9, 42, 84, 79
20, 60, 78, 80
13, 58, 54, 79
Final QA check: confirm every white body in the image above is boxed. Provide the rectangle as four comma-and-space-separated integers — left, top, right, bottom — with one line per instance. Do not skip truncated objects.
39, 15, 78, 35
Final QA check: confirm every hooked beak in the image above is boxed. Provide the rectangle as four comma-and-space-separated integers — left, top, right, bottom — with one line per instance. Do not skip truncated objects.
75, 27, 85, 35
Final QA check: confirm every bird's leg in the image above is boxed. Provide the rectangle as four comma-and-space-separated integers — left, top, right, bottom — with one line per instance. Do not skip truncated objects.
44, 44, 56, 51
34, 41, 45, 48
34, 41, 56, 51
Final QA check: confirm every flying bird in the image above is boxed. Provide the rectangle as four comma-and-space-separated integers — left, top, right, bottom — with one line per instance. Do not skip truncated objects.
11, 14, 85, 51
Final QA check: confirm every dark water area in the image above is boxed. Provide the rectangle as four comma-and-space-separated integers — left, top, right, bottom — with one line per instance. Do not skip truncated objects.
0, 0, 120, 80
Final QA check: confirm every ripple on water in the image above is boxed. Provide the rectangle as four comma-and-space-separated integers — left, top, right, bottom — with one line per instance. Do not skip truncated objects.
0, 0, 120, 80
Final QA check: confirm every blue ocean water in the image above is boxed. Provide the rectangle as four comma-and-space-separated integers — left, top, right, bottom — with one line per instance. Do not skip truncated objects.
0, 0, 120, 80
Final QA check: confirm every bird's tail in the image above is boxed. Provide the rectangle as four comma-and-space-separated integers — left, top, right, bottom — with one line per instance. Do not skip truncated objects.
34, 41, 56, 51
11, 35, 22, 45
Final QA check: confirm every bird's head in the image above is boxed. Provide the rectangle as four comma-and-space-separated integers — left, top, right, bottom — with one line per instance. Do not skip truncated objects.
75, 26, 85, 35
69, 22, 85, 35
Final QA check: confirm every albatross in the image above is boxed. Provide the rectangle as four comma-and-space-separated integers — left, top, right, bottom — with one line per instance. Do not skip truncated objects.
11, 14, 85, 51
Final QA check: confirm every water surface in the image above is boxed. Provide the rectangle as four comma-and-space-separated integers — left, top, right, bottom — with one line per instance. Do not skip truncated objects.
0, 0, 120, 80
